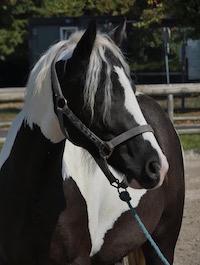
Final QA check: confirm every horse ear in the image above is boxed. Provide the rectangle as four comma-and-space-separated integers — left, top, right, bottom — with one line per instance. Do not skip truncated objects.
70, 19, 97, 62
110, 18, 127, 47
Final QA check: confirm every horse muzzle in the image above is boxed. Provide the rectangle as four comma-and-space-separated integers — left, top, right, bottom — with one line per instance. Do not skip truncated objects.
125, 154, 169, 190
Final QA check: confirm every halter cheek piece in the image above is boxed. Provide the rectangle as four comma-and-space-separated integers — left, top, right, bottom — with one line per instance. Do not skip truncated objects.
51, 59, 154, 190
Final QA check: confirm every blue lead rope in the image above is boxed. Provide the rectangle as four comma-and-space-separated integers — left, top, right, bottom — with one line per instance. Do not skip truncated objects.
119, 190, 170, 265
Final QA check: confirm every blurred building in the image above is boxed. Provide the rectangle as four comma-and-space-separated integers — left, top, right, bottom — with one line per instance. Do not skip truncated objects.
29, 16, 200, 84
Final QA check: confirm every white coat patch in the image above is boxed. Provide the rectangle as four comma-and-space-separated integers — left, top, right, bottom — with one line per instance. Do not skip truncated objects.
62, 141, 147, 256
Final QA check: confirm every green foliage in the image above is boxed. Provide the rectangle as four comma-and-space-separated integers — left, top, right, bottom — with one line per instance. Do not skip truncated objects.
0, 0, 37, 60
127, 27, 163, 71
86, 0, 135, 16
0, 0, 136, 62
163, 0, 200, 35
0, 0, 85, 60
134, 0, 200, 35
127, 26, 184, 74
37, 0, 85, 17
134, 1, 165, 28
0, 0, 200, 85
1, 0, 200, 61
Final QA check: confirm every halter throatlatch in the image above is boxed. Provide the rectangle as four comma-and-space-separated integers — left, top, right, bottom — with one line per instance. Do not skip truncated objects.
51, 58, 154, 189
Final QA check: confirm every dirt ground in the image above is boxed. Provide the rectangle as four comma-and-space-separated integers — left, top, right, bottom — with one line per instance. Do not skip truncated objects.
174, 151, 200, 265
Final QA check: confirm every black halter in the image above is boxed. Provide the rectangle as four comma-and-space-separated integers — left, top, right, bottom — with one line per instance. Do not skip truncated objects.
51, 59, 154, 189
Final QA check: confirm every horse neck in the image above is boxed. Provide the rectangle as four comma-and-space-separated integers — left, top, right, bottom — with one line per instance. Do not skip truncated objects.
24, 69, 64, 143
0, 112, 65, 206
0, 112, 66, 257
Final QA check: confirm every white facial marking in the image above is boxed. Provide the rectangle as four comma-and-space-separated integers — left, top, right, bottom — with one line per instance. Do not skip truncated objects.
63, 141, 147, 256
114, 66, 147, 125
0, 110, 25, 170
114, 66, 169, 182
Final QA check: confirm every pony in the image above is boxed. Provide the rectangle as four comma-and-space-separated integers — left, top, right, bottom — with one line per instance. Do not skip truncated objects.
0, 19, 184, 265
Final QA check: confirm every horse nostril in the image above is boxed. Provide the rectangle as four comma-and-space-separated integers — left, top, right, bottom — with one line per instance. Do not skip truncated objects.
145, 160, 161, 180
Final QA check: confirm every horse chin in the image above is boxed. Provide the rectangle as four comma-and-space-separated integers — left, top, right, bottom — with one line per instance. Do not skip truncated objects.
125, 171, 166, 190
125, 177, 144, 189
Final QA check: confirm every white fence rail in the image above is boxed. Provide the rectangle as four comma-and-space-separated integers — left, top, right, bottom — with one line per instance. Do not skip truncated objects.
0, 87, 25, 101
1, 83, 199, 100
0, 83, 200, 136
136, 83, 200, 95
137, 83, 200, 124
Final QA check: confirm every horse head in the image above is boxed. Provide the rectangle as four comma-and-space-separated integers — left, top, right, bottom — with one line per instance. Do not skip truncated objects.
27, 19, 168, 190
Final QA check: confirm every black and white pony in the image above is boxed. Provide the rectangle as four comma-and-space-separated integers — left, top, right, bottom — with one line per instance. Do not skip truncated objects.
0, 20, 184, 265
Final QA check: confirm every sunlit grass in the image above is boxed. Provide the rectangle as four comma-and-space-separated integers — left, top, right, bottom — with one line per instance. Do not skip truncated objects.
1, 134, 200, 153
156, 94, 200, 112
179, 134, 200, 152
0, 108, 20, 122
0, 143, 3, 151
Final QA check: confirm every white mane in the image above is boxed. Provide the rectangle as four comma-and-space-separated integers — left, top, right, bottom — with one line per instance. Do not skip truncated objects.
25, 30, 131, 120
84, 33, 130, 119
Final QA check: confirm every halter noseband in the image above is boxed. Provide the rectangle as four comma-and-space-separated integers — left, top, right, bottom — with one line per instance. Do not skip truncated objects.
51, 59, 154, 189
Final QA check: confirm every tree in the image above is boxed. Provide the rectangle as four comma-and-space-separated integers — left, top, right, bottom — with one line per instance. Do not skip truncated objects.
36, 0, 85, 17
0, 0, 86, 85
0, 0, 85, 61
1, 0, 199, 61
0, 0, 199, 86
163, 0, 200, 34
133, 0, 200, 36
84, 0, 135, 16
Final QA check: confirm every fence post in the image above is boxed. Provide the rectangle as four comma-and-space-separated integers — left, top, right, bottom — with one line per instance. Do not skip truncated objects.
167, 94, 174, 123
163, 27, 174, 123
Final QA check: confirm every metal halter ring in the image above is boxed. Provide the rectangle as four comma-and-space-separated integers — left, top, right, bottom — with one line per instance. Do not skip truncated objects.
99, 142, 114, 159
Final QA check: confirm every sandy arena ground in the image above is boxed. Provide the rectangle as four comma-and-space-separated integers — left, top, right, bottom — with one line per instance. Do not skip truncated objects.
174, 151, 200, 265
